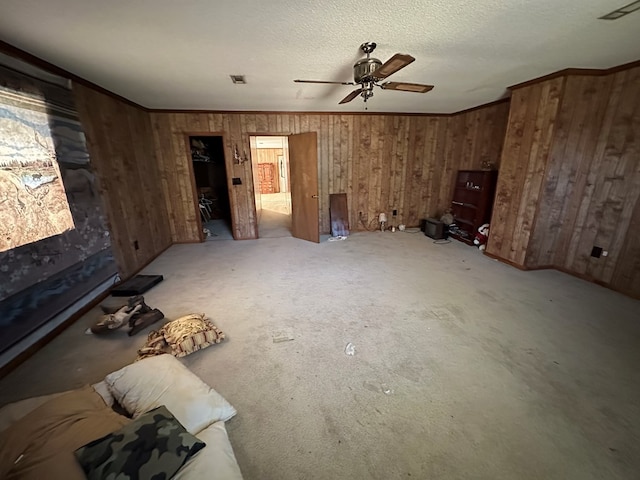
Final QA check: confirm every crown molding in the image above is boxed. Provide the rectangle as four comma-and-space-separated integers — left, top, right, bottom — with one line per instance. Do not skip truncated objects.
508, 59, 640, 90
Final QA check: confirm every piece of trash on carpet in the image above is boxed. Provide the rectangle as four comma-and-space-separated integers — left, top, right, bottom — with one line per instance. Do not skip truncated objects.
272, 330, 295, 343
345, 342, 355, 355
363, 381, 393, 394
328, 236, 348, 242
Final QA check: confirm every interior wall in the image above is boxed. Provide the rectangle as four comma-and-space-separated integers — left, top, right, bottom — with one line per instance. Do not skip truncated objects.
529, 67, 640, 296
150, 114, 252, 241
73, 84, 172, 277
150, 102, 510, 241
487, 64, 640, 299
486, 77, 565, 265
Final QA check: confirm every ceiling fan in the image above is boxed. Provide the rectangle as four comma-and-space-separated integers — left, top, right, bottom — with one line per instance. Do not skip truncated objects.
294, 42, 434, 105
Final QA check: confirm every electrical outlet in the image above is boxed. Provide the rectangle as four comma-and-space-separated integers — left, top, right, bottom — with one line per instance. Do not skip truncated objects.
590, 246, 602, 258
134, 240, 139, 251
392, 209, 398, 216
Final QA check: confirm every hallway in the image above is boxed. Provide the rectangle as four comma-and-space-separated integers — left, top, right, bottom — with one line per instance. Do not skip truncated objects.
258, 192, 291, 239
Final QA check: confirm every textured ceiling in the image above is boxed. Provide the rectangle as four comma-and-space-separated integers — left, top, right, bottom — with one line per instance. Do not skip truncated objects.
0, 0, 639, 113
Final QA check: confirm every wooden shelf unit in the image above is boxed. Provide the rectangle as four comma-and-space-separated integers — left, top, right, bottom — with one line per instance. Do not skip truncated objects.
449, 170, 498, 245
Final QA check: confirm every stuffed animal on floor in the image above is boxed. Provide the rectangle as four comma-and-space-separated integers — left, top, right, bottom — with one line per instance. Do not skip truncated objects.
89, 296, 164, 336
474, 223, 490, 251
90, 305, 142, 334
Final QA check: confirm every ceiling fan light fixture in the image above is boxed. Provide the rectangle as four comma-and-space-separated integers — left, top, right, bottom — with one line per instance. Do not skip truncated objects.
294, 41, 431, 106
353, 57, 382, 83
361, 89, 374, 102
599, 0, 640, 19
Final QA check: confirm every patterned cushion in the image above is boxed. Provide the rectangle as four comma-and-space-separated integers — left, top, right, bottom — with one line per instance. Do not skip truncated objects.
75, 405, 205, 480
162, 313, 225, 358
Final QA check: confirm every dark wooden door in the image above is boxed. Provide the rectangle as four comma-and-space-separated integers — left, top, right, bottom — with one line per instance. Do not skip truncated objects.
289, 132, 319, 243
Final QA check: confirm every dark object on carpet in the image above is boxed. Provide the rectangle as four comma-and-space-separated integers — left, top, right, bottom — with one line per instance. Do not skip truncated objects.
111, 275, 164, 297
100, 295, 151, 315
129, 309, 165, 336
425, 218, 447, 240
90, 305, 142, 335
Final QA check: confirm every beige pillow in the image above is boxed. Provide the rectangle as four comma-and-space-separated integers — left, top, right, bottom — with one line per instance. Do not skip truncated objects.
162, 313, 225, 358
0, 386, 129, 480
0, 391, 67, 434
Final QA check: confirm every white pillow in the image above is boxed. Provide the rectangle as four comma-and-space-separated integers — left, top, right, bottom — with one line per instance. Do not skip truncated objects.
104, 354, 236, 434
91, 380, 114, 407
174, 422, 244, 480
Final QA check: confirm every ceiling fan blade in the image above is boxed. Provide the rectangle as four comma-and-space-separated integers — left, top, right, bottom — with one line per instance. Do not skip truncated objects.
381, 82, 434, 93
339, 88, 363, 104
371, 54, 415, 79
294, 79, 355, 85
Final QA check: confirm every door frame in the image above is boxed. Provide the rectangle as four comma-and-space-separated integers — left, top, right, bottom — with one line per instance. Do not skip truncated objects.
247, 132, 292, 238
183, 132, 235, 242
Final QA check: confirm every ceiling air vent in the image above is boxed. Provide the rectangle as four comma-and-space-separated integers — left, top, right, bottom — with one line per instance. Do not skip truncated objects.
230, 75, 246, 84
599, 0, 640, 19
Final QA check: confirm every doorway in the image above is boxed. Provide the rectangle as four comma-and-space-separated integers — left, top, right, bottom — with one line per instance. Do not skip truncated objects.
188, 135, 233, 240
250, 135, 292, 238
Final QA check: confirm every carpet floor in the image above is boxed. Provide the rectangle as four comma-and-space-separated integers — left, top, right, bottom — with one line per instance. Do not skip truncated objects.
1, 231, 639, 479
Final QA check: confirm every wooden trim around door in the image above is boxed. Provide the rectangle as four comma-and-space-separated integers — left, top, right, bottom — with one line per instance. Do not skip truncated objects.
184, 134, 205, 243
183, 132, 236, 242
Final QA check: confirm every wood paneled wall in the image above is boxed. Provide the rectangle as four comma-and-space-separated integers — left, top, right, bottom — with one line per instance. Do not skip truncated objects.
150, 113, 254, 241
487, 64, 640, 298
255, 148, 284, 167
613, 195, 640, 297
150, 102, 510, 242
487, 78, 564, 265
74, 84, 172, 277
530, 67, 640, 296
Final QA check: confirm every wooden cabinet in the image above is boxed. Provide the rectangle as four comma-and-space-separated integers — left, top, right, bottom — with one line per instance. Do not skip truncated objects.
258, 163, 278, 194
448, 170, 498, 245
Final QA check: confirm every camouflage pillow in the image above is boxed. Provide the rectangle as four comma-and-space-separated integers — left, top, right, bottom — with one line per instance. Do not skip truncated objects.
75, 405, 205, 480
